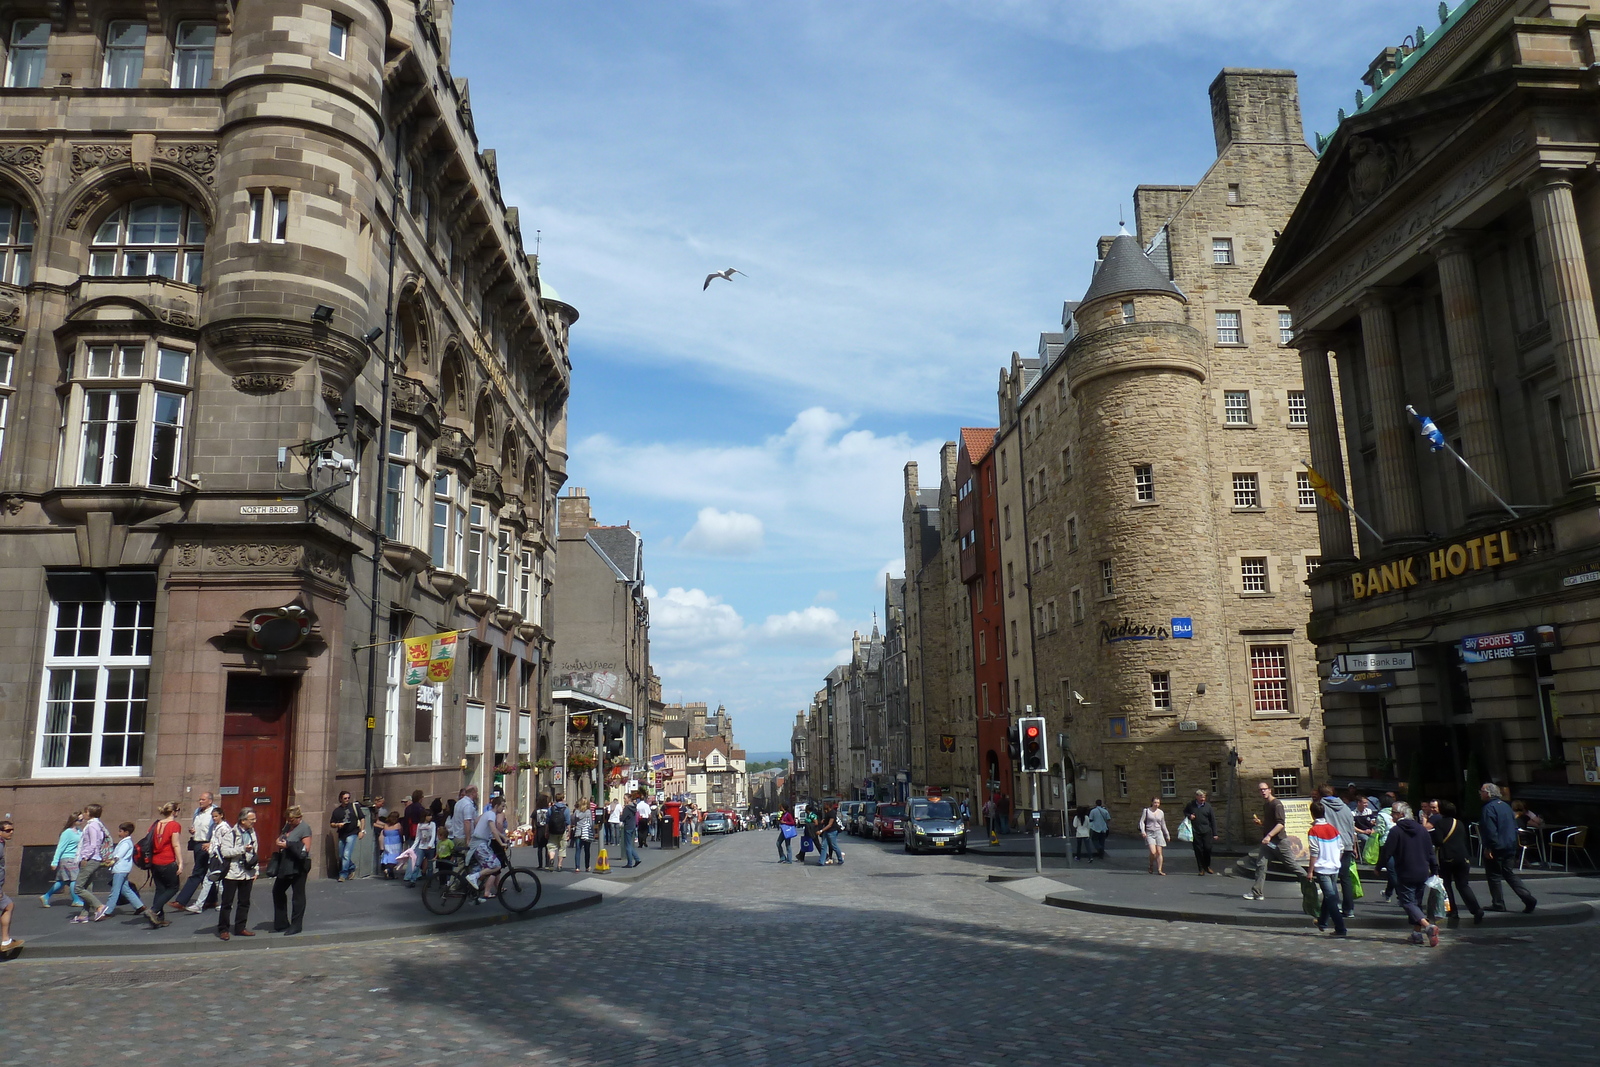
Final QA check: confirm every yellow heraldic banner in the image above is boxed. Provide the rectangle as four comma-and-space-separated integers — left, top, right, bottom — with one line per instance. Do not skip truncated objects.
403, 631, 459, 687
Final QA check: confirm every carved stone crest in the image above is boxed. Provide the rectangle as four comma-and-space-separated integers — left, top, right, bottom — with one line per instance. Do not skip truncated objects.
157, 143, 218, 185
0, 143, 45, 184
232, 373, 295, 394
1346, 135, 1412, 207
175, 541, 201, 567
209, 543, 301, 568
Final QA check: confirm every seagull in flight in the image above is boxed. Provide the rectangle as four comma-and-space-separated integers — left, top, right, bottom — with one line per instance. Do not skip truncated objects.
703, 267, 744, 291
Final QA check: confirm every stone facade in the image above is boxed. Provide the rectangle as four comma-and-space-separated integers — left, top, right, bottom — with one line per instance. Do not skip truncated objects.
955, 427, 1015, 809
1254, 1, 1600, 825
998, 70, 1322, 835
0, 1, 570, 868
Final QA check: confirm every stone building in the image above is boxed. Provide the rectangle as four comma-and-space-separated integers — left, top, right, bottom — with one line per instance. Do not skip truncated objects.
955, 427, 1015, 809
0, 1, 570, 872
787, 708, 809, 804
882, 575, 910, 799
999, 69, 1322, 834
1254, 0, 1600, 825
551, 486, 649, 806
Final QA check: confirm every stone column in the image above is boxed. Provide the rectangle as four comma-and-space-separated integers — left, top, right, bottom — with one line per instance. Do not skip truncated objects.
1431, 233, 1512, 513
1296, 332, 1355, 561
1529, 171, 1600, 486
1356, 290, 1427, 542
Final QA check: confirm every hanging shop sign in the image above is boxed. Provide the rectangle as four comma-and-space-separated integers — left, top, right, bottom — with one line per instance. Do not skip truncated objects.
1322, 667, 1397, 694
1337, 651, 1414, 672
1457, 625, 1560, 663
1170, 617, 1194, 639
1100, 617, 1170, 643
939, 734, 956, 752
1350, 529, 1519, 600
568, 713, 591, 733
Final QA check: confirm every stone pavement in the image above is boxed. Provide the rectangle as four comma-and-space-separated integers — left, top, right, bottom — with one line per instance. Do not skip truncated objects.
4, 833, 709, 958
2, 827, 1597, 1066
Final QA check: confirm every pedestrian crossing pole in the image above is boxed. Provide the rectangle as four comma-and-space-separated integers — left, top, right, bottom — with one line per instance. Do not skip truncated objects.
1031, 771, 1042, 876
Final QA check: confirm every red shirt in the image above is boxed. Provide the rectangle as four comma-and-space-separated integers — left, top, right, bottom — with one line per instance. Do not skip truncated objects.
152, 820, 181, 866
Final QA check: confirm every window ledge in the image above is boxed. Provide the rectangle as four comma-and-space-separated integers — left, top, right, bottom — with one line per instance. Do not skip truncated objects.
1223, 422, 1257, 429
1232, 506, 1265, 514
1239, 591, 1275, 598
1131, 500, 1160, 508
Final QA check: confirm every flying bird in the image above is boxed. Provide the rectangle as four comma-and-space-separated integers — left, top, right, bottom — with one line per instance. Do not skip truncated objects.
703, 267, 744, 291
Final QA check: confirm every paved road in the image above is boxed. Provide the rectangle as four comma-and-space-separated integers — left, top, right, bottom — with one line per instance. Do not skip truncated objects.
2, 829, 1595, 1066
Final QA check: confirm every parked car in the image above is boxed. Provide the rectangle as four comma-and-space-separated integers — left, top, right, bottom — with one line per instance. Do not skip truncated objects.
702, 812, 732, 834
844, 801, 864, 834
904, 798, 967, 854
854, 801, 877, 836
872, 803, 906, 840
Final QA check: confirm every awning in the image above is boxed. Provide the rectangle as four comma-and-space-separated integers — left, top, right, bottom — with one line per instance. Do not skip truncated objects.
552, 689, 633, 716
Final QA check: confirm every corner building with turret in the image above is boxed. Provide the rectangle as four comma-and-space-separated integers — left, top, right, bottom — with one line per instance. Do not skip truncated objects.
0, 2, 571, 877
996, 70, 1324, 837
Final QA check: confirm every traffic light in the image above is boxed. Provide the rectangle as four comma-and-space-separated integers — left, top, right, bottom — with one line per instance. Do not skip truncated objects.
1007, 721, 1021, 761
1018, 716, 1048, 773
604, 719, 624, 760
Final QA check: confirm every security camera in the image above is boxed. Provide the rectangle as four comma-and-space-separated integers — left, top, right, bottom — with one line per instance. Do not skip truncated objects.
362, 326, 383, 345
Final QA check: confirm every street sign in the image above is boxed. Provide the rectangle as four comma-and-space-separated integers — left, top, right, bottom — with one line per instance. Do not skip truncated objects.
1337, 651, 1414, 672
1170, 617, 1193, 639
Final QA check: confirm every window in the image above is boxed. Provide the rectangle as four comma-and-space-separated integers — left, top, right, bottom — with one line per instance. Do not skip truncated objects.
1048, 600, 1059, 631
1003, 505, 1012, 538
1216, 310, 1242, 344
1232, 472, 1259, 509
1116, 764, 1128, 798
1029, 538, 1040, 572
1071, 587, 1084, 622
1025, 475, 1035, 507
329, 14, 351, 58
1066, 516, 1078, 551
1061, 447, 1072, 480
1304, 555, 1321, 584
248, 190, 289, 243
496, 651, 513, 707
1209, 761, 1221, 795
1296, 471, 1317, 509
1249, 645, 1291, 714
1212, 238, 1234, 265
70, 343, 191, 489
35, 571, 155, 776
90, 199, 206, 284
1100, 559, 1115, 597
0, 349, 11, 458
6, 20, 48, 88
1279, 310, 1295, 345
495, 530, 512, 603
1042, 532, 1053, 565
1240, 556, 1268, 593
383, 429, 408, 540
0, 198, 34, 285
1272, 768, 1303, 797
1159, 764, 1176, 798
466, 642, 487, 701
1121, 300, 1135, 324
1224, 390, 1252, 425
1134, 464, 1154, 502
518, 660, 535, 710
1006, 561, 1015, 597
102, 20, 145, 88
1287, 389, 1307, 426
1226, 183, 1241, 204
172, 22, 216, 89
518, 547, 534, 618
1151, 671, 1171, 712
467, 503, 487, 592
383, 630, 402, 766
430, 470, 472, 572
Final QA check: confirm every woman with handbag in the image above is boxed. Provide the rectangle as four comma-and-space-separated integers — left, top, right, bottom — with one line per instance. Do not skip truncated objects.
212, 807, 260, 941
1181, 789, 1219, 875
777, 809, 797, 863
1138, 797, 1170, 875
1430, 800, 1484, 926
272, 806, 312, 935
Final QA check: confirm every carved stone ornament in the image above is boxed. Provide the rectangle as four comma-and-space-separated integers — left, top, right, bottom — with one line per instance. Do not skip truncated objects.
232, 373, 295, 394
175, 541, 201, 567
0, 143, 45, 184
320, 382, 342, 405
154, 306, 198, 329
157, 143, 218, 185
0, 301, 20, 326
64, 172, 140, 230
470, 466, 503, 500
204, 316, 372, 394
1346, 135, 1413, 207
209, 543, 301, 568
1, 494, 24, 515
71, 143, 132, 182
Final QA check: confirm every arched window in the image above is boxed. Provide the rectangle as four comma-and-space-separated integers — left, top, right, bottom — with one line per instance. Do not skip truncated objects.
90, 199, 205, 283
0, 197, 34, 285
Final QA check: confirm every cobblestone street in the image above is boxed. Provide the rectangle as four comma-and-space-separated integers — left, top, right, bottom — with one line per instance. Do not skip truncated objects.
2, 830, 1596, 1066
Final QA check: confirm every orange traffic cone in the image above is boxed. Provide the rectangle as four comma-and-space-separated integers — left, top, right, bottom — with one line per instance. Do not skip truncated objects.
595, 847, 611, 873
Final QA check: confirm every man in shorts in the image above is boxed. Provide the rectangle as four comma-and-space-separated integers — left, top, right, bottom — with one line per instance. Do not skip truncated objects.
0, 820, 20, 955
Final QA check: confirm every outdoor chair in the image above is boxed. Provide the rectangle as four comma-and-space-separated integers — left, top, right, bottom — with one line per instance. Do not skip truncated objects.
1547, 825, 1592, 872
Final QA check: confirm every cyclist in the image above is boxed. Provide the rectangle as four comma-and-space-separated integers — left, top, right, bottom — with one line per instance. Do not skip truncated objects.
466, 795, 507, 899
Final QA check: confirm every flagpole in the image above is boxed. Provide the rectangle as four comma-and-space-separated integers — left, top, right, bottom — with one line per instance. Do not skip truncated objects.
1303, 460, 1385, 545
1404, 405, 1519, 520
352, 627, 471, 652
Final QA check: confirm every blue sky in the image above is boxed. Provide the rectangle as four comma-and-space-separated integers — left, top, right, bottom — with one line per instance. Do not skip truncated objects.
453, 0, 1445, 753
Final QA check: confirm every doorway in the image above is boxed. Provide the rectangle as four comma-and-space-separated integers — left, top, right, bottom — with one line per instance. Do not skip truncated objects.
219, 674, 296, 831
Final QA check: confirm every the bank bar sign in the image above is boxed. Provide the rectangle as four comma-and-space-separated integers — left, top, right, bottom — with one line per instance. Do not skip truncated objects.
1350, 529, 1519, 600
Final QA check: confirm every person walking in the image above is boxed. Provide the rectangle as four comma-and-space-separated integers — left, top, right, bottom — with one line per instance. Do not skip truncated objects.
271, 806, 312, 935
571, 801, 595, 873
637, 794, 653, 849
70, 804, 111, 924
147, 802, 184, 928
0, 819, 19, 955
1307, 800, 1348, 937
1087, 800, 1111, 858
1316, 785, 1358, 918
606, 798, 622, 847
1431, 799, 1484, 926
777, 808, 797, 863
1245, 781, 1309, 900
1072, 807, 1092, 860
547, 793, 570, 871
621, 792, 642, 869
406, 815, 437, 887
173, 791, 215, 911
533, 795, 550, 869
330, 790, 364, 881
1181, 790, 1218, 875
997, 793, 1012, 835
1381, 801, 1439, 947
820, 804, 843, 865
1138, 797, 1169, 875
98, 822, 146, 920
212, 807, 260, 940
1478, 783, 1537, 914
41, 812, 84, 909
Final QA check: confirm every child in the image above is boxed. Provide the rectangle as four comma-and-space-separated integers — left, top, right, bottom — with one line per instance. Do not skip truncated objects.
97, 822, 147, 920
405, 815, 437, 886
380, 811, 404, 878
41, 812, 84, 908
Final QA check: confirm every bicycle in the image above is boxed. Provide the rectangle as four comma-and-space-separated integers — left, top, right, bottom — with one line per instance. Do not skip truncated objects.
420, 843, 542, 916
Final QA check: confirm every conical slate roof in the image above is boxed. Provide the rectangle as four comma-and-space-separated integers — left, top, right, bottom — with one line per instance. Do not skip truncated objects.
1079, 232, 1183, 306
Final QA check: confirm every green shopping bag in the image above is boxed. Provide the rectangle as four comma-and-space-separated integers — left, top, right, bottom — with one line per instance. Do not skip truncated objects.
1350, 864, 1364, 899
1301, 877, 1323, 918
1361, 832, 1381, 866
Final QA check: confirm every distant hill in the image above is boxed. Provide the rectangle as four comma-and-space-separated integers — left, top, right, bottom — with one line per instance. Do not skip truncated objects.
743, 751, 791, 764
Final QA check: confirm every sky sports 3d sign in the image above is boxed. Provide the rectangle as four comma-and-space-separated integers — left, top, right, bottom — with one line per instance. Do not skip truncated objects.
1350, 529, 1520, 600
1100, 617, 1194, 643
1458, 625, 1560, 663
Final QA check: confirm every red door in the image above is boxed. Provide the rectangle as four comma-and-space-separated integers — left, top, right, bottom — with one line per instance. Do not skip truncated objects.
219, 675, 296, 832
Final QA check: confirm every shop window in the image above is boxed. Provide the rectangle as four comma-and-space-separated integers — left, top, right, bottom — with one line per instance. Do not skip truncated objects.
90, 199, 206, 283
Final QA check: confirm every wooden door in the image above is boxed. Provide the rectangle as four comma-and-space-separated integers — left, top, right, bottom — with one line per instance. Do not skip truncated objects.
219, 674, 296, 832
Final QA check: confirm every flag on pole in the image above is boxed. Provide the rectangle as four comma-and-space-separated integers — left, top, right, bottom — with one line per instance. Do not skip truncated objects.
403, 631, 458, 687
1411, 407, 1448, 452
1304, 464, 1344, 512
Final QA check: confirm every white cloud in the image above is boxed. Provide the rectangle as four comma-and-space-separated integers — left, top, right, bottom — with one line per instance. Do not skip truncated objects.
759, 606, 845, 645
680, 506, 765, 556
644, 585, 745, 656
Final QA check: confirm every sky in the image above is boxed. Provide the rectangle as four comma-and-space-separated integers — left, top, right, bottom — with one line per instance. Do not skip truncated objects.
452, 0, 1448, 753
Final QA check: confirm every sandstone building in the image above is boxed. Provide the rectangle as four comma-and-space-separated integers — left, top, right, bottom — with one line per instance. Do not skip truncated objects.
997, 70, 1323, 834
0, 0, 571, 873
1255, 0, 1600, 825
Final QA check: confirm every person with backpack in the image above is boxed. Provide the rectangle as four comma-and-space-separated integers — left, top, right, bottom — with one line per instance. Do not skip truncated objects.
143, 802, 184, 928
69, 804, 111, 924
212, 807, 260, 940
1431, 799, 1484, 926
533, 795, 551, 869
98, 822, 147, 920
40, 812, 84, 909
546, 793, 570, 871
